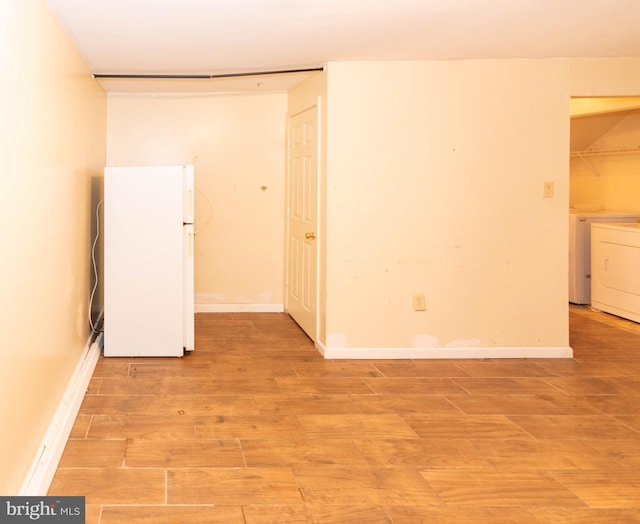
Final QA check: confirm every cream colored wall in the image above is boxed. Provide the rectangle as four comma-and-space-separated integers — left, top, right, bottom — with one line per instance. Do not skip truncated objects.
0, 0, 106, 493
106, 92, 287, 307
569, 58, 640, 96
323, 60, 571, 350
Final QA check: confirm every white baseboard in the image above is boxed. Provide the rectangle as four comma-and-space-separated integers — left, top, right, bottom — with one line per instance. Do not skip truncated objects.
316, 341, 573, 359
19, 331, 102, 495
195, 303, 285, 313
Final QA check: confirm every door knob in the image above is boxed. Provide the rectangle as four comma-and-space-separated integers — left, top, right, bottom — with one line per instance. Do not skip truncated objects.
305, 232, 316, 239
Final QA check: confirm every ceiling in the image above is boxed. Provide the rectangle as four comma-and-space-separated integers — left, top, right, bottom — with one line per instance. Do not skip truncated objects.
46, 0, 640, 93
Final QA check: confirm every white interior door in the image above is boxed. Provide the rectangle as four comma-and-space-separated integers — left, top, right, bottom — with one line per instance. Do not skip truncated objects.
286, 106, 318, 340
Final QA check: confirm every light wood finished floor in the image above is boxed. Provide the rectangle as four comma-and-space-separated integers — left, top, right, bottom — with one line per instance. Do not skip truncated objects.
49, 308, 640, 523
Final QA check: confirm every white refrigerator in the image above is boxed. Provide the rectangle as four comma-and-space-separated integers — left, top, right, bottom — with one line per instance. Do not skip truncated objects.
104, 165, 195, 357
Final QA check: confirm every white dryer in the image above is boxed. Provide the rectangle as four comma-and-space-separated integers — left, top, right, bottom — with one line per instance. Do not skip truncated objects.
569, 210, 639, 304
591, 222, 640, 323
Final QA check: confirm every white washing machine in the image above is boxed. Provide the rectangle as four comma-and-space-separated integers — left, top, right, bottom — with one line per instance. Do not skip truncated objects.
591, 222, 640, 322
569, 210, 639, 304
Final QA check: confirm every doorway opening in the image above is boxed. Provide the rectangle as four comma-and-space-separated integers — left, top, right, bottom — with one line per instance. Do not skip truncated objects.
569, 96, 640, 332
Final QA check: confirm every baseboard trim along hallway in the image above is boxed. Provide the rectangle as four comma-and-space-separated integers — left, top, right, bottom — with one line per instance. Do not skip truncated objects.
19, 332, 102, 495
195, 303, 285, 313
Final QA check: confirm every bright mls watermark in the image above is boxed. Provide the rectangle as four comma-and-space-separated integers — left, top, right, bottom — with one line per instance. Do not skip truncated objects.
0, 497, 84, 523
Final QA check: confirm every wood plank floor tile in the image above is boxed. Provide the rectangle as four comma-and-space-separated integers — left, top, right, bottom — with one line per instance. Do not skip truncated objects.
129, 360, 299, 378
454, 361, 557, 378
84, 505, 101, 524
291, 360, 384, 377
194, 414, 303, 439
125, 439, 245, 467
80, 394, 259, 416
92, 360, 130, 378
127, 361, 216, 377
253, 394, 359, 415
577, 439, 640, 470
533, 391, 605, 415
545, 376, 640, 395
531, 508, 640, 523
296, 414, 419, 438
219, 336, 309, 350
86, 377, 101, 394
294, 466, 442, 505
48, 469, 165, 505
67, 414, 91, 438
87, 414, 197, 439
363, 377, 468, 395
193, 315, 252, 329
403, 414, 531, 439
100, 505, 245, 524
467, 438, 624, 470
386, 505, 541, 523
211, 361, 300, 377
99, 376, 281, 395
446, 394, 566, 415
536, 359, 640, 377
167, 468, 303, 505
507, 415, 640, 439
452, 377, 560, 395
193, 352, 316, 366
353, 438, 493, 469
371, 361, 471, 378
614, 415, 640, 433
241, 438, 369, 467
242, 504, 392, 523
275, 377, 374, 394
420, 469, 586, 507
551, 470, 640, 508
57, 439, 126, 468
583, 394, 640, 415
351, 394, 461, 415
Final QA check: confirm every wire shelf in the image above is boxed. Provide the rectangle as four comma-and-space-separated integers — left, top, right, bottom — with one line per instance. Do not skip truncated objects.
570, 147, 640, 158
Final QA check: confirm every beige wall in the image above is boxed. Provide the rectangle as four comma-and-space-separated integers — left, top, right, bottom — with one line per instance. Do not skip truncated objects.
106, 92, 287, 308
295, 59, 640, 354
0, 0, 106, 493
569, 58, 640, 96
322, 60, 571, 350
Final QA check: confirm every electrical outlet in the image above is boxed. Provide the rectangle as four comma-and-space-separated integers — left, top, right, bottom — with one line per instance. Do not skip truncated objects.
413, 294, 426, 311
543, 181, 554, 198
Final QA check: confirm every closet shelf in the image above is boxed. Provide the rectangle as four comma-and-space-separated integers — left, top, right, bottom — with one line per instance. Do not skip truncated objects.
570, 146, 640, 158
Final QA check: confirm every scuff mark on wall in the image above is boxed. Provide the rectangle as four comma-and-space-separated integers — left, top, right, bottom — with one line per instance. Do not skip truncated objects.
326, 332, 348, 348
195, 292, 226, 303
257, 292, 273, 302
446, 338, 481, 347
411, 334, 440, 348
